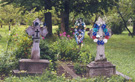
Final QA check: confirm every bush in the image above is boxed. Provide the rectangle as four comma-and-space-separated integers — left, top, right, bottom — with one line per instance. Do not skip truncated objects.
74, 63, 86, 74
50, 32, 79, 61
13, 32, 32, 59
110, 21, 124, 34
40, 40, 57, 62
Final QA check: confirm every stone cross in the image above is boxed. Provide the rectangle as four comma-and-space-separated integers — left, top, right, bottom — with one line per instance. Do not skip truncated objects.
88, 17, 111, 61
26, 18, 48, 60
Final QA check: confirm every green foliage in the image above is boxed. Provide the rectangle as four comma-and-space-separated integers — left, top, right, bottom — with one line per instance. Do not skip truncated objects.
110, 21, 124, 34
78, 45, 93, 64
105, 13, 125, 34
0, 27, 19, 74
13, 33, 32, 59
40, 40, 57, 62
50, 33, 79, 61
74, 63, 86, 74
0, 5, 22, 25
4, 70, 125, 82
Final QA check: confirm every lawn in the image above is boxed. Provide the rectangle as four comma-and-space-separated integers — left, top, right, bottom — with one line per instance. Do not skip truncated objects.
0, 25, 135, 81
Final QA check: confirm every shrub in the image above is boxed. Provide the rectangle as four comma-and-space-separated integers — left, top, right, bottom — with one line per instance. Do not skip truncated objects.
40, 40, 57, 62
13, 32, 32, 59
110, 21, 124, 34
50, 32, 79, 61
74, 63, 86, 74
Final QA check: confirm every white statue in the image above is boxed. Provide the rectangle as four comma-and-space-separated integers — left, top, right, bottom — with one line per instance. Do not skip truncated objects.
26, 18, 48, 59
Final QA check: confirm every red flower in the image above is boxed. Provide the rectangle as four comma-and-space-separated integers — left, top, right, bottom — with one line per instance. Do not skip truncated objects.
92, 36, 96, 39
105, 36, 109, 39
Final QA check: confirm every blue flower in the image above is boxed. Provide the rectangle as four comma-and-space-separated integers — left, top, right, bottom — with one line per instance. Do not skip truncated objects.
102, 24, 106, 30
93, 32, 97, 36
82, 23, 84, 26
43, 23, 46, 26
94, 24, 99, 29
97, 40, 100, 45
100, 40, 104, 45
105, 32, 110, 36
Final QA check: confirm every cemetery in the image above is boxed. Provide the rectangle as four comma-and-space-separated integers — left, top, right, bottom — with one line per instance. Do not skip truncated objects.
0, 0, 135, 82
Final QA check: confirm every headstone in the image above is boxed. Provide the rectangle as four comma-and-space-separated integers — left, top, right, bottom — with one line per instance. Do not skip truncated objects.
26, 18, 48, 59
13, 18, 50, 76
87, 17, 116, 77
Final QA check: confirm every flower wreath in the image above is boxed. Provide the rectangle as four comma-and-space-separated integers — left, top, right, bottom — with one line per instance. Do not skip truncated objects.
92, 24, 110, 45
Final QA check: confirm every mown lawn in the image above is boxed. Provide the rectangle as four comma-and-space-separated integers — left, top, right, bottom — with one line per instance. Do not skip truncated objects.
0, 25, 135, 81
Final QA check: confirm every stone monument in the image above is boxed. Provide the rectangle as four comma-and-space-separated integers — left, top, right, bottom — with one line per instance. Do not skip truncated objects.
13, 18, 50, 76
87, 17, 116, 77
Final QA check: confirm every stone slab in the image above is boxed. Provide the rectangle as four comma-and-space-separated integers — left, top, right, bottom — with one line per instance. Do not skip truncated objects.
87, 61, 116, 77
116, 71, 132, 81
13, 70, 42, 76
19, 59, 50, 73
60, 62, 80, 79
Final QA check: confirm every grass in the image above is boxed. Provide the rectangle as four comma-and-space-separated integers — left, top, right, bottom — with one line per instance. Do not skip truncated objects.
0, 25, 135, 81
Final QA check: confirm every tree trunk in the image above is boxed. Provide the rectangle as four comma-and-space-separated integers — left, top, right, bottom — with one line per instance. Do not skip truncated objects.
133, 21, 135, 35
9, 23, 10, 31
64, 0, 70, 33
1, 25, 2, 28
60, 12, 66, 32
45, 12, 52, 36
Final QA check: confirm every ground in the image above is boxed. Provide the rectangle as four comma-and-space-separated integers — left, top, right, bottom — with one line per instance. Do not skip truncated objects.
0, 25, 135, 81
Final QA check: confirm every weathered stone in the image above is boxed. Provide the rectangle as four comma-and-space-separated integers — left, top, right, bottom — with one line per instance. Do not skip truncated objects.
87, 61, 116, 77
13, 59, 50, 76
87, 17, 115, 77
26, 18, 48, 59
13, 18, 49, 76
19, 59, 50, 73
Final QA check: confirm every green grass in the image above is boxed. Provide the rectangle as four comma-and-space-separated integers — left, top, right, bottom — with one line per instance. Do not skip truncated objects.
0, 25, 135, 81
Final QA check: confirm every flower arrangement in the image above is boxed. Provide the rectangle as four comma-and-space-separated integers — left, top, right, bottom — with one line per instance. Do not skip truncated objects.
92, 24, 110, 45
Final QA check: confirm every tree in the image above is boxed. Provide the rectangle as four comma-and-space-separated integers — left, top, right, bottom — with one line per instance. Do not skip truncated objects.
1, 0, 53, 36
116, 0, 134, 37
53, 0, 118, 32
0, 5, 22, 30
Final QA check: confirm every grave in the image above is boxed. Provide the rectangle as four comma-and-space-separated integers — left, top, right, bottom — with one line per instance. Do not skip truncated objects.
87, 17, 116, 77
13, 18, 50, 76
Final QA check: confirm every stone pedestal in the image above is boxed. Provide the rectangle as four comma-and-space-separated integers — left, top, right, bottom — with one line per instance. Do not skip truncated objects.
87, 60, 116, 77
13, 59, 50, 76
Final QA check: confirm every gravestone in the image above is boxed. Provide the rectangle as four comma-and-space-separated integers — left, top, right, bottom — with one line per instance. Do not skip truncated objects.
13, 18, 50, 76
87, 17, 116, 77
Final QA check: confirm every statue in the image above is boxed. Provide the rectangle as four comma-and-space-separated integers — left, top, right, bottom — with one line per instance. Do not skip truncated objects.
26, 18, 48, 59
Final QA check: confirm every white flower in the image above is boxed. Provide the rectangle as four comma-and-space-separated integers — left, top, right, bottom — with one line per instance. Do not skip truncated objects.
93, 39, 98, 42
96, 35, 100, 38
103, 39, 108, 43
